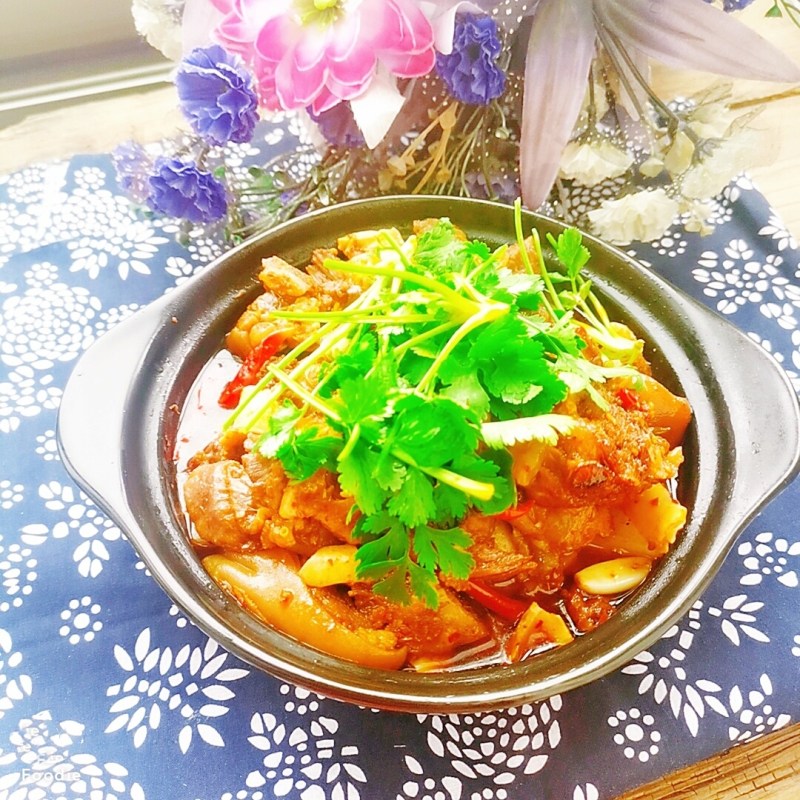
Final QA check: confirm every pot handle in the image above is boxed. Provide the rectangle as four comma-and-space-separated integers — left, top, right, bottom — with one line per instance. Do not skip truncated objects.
57, 297, 170, 529
684, 299, 800, 527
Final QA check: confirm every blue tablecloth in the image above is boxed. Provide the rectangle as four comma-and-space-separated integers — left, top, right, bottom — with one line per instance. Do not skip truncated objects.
1, 129, 799, 800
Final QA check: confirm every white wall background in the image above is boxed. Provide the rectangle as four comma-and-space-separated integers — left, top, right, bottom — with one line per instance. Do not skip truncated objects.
0, 0, 170, 124
2, 0, 140, 61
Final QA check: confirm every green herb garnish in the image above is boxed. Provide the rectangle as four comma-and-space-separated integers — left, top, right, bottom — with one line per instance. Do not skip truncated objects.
225, 200, 642, 607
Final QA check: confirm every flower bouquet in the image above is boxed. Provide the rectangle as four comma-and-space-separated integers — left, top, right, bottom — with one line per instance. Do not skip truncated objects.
122, 0, 800, 245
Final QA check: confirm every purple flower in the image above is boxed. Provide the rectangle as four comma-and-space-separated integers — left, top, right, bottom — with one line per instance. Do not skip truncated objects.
308, 105, 366, 149
465, 171, 520, 205
723, 0, 757, 8
435, 13, 505, 106
704, 0, 757, 9
175, 45, 259, 146
147, 158, 228, 223
112, 140, 153, 203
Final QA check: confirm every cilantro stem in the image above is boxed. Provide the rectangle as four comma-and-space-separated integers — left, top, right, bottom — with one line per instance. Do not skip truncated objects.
376, 230, 415, 279
512, 200, 559, 320
268, 302, 398, 320
394, 320, 459, 357
520, 310, 576, 357
466, 244, 507, 283
270, 309, 433, 325
561, 274, 638, 362
391, 448, 495, 502
531, 228, 563, 314
225, 281, 386, 432
233, 322, 351, 432
268, 365, 341, 422
417, 303, 507, 394
322, 258, 480, 321
222, 319, 339, 431
582, 325, 641, 361
513, 200, 536, 279
587, 289, 612, 328
452, 272, 499, 307
424, 466, 495, 502
338, 422, 361, 461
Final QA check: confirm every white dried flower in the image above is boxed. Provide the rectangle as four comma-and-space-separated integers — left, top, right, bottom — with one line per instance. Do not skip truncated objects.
558, 139, 634, 186
680, 128, 761, 200
639, 156, 665, 179
132, 0, 185, 61
686, 102, 738, 140
587, 188, 680, 245
681, 199, 716, 235
663, 130, 696, 177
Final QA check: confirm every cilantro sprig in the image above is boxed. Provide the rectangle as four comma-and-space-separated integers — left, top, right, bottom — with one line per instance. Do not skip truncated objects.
224, 201, 643, 606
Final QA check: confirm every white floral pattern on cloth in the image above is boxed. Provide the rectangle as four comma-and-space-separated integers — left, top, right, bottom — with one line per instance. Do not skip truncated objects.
0, 629, 32, 720
707, 594, 771, 646
620, 607, 728, 739
242, 692, 368, 799
105, 629, 249, 752
737, 530, 800, 588
0, 536, 37, 613
0, 133, 799, 800
0, 711, 145, 800
21, 482, 123, 579
398, 698, 563, 799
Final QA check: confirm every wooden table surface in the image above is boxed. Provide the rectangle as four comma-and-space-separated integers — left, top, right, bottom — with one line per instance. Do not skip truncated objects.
1, 7, 799, 799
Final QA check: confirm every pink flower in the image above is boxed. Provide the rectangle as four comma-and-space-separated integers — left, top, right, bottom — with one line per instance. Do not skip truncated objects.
201, 0, 436, 114
180, 0, 473, 146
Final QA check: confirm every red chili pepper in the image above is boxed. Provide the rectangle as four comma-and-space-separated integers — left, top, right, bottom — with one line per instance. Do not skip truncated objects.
465, 579, 530, 622
493, 497, 537, 521
616, 387, 640, 411
218, 332, 285, 409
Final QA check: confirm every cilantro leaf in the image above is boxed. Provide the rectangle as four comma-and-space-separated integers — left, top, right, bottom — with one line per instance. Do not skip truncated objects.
255, 401, 304, 458
370, 558, 439, 607
440, 372, 491, 418
319, 332, 378, 397
528, 324, 586, 359
407, 561, 440, 607
388, 395, 479, 469
372, 452, 407, 492
492, 268, 546, 311
330, 366, 394, 426
430, 481, 469, 524
371, 563, 414, 605
481, 414, 577, 448
413, 220, 469, 276
454, 450, 516, 516
354, 514, 408, 559
334, 377, 389, 423
548, 228, 591, 281
434, 337, 474, 386
396, 349, 435, 385
489, 370, 568, 420
354, 518, 441, 607
338, 440, 388, 516
276, 428, 341, 480
470, 316, 564, 406
414, 524, 474, 580
387, 468, 436, 527
465, 239, 492, 263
